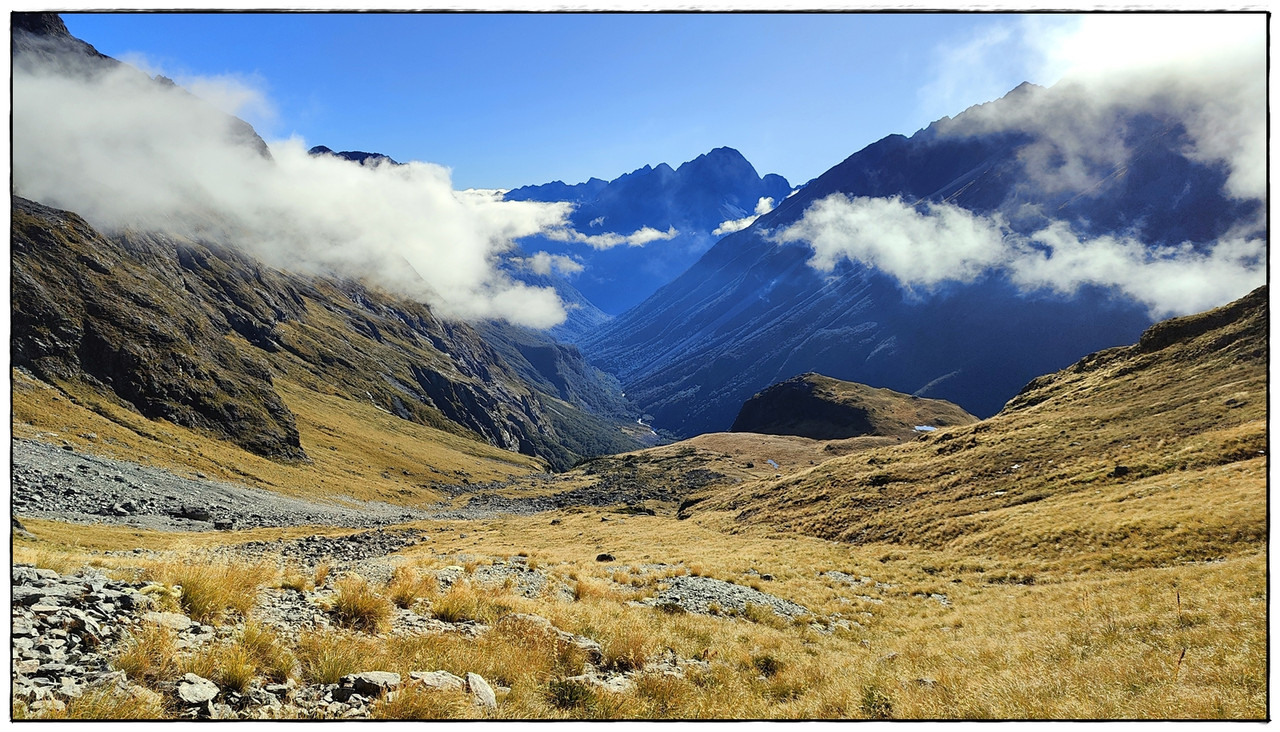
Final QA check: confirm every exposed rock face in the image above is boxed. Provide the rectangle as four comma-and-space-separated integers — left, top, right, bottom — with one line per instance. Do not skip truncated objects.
11, 197, 306, 460
730, 373, 978, 440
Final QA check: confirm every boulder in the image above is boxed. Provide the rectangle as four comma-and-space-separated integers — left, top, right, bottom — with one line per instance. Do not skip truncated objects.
341, 671, 401, 698
410, 670, 465, 691
177, 673, 220, 705
465, 672, 497, 709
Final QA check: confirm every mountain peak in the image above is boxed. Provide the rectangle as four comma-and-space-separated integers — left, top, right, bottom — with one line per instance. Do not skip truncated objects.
12, 12, 72, 38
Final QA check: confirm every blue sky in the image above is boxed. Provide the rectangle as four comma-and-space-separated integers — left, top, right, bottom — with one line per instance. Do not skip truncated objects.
59, 12, 1079, 190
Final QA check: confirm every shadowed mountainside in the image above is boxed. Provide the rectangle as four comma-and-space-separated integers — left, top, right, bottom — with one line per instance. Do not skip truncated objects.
580, 82, 1258, 438
11, 196, 637, 470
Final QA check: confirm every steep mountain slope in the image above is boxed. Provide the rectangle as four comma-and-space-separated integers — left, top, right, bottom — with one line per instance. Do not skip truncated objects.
11, 14, 640, 472
730, 373, 976, 440
507, 147, 792, 316
688, 285, 1267, 567
581, 82, 1259, 437
11, 196, 632, 470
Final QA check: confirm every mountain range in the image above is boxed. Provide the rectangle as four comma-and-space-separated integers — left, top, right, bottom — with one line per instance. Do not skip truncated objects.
578, 81, 1262, 437
506, 147, 792, 316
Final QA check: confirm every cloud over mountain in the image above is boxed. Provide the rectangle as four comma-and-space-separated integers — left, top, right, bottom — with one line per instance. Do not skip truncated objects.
938, 14, 1265, 205
775, 194, 1264, 318
780, 14, 1265, 320
11, 47, 612, 329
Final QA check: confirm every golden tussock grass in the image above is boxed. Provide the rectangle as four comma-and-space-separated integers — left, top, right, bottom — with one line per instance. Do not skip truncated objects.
143, 557, 274, 624
327, 574, 394, 633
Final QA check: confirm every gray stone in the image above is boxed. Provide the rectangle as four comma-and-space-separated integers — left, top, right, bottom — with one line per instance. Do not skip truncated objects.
177, 673, 220, 705
28, 698, 66, 715
410, 670, 465, 691
340, 671, 401, 698
466, 672, 497, 709
143, 611, 195, 631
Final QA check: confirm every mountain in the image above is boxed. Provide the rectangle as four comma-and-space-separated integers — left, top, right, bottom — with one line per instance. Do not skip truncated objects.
12, 11, 273, 162
506, 147, 792, 317
308, 145, 400, 166
580, 81, 1261, 438
729, 373, 977, 440
10, 15, 639, 472
685, 285, 1267, 563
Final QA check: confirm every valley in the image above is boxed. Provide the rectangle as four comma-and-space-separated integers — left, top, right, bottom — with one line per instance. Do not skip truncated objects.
10, 11, 1267, 721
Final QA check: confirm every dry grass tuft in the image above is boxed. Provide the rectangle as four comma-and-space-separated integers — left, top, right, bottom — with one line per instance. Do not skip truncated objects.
144, 557, 273, 624
430, 581, 514, 624
329, 574, 393, 633
387, 565, 437, 609
16, 686, 169, 720
112, 622, 180, 683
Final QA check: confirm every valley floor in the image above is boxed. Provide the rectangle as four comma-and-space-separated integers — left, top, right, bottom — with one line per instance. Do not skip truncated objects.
11, 435, 1267, 720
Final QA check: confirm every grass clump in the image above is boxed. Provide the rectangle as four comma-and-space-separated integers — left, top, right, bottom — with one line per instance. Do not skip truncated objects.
860, 685, 894, 719
16, 686, 168, 720
372, 687, 471, 720
145, 558, 273, 624
328, 574, 393, 633
546, 678, 596, 711
430, 581, 512, 624
112, 623, 179, 683
296, 632, 366, 685
387, 565, 437, 609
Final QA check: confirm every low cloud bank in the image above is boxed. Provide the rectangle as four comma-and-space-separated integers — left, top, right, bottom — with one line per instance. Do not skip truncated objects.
11, 52, 648, 329
775, 194, 1265, 318
543, 224, 679, 250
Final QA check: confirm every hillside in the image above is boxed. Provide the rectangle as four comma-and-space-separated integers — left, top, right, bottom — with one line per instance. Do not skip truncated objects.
686, 286, 1267, 568
579, 81, 1260, 437
12, 287, 1267, 721
11, 195, 634, 471
730, 373, 977, 440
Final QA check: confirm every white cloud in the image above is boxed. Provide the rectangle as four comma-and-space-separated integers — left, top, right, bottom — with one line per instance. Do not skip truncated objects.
713, 196, 776, 236
12, 56, 582, 329
518, 251, 585, 277
935, 14, 1266, 205
775, 194, 1265, 318
544, 224, 679, 250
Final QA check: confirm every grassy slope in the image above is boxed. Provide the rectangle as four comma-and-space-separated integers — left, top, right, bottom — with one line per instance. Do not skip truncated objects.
695, 287, 1266, 572
731, 372, 978, 439
12, 367, 544, 507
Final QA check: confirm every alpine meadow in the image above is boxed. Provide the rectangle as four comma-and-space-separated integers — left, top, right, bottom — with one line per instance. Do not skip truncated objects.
9, 11, 1268, 721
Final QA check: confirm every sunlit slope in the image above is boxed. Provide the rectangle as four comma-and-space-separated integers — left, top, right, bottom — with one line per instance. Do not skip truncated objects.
12, 368, 544, 506
691, 286, 1267, 569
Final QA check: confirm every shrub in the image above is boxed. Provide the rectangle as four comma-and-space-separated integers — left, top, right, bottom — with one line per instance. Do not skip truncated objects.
546, 678, 595, 711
